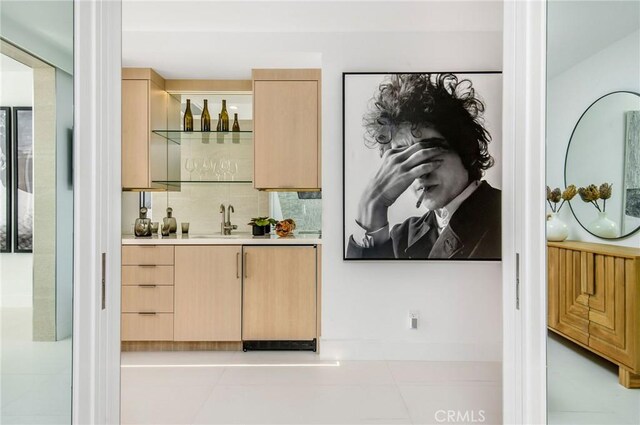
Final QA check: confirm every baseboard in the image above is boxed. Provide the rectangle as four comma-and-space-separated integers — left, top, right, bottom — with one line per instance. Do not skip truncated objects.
318, 339, 502, 361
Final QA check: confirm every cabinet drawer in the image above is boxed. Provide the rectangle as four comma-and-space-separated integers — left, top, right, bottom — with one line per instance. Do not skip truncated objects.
121, 313, 173, 341
122, 245, 174, 265
122, 265, 174, 286
122, 286, 174, 313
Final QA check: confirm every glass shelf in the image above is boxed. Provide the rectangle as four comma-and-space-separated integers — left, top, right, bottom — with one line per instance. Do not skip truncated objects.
152, 180, 253, 185
153, 130, 253, 145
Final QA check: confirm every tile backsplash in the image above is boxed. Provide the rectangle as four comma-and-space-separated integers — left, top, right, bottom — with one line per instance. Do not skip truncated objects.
151, 184, 269, 235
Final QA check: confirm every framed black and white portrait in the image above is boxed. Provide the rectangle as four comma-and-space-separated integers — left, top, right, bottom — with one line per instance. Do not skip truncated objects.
343, 72, 502, 261
13, 107, 33, 253
0, 107, 11, 253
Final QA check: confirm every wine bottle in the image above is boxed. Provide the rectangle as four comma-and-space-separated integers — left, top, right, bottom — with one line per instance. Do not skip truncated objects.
184, 99, 194, 132
232, 113, 240, 131
201, 99, 211, 131
220, 99, 229, 131
216, 113, 222, 131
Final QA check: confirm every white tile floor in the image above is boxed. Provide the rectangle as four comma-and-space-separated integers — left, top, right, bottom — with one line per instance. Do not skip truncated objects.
121, 351, 502, 425
1, 308, 72, 425
547, 332, 640, 425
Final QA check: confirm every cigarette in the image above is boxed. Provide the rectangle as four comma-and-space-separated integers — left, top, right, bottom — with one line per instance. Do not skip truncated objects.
416, 190, 426, 209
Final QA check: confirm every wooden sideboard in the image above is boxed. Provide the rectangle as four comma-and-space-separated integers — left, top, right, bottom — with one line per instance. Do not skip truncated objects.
548, 241, 640, 388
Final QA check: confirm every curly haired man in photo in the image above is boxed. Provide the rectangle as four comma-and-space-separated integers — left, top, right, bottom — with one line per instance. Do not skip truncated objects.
347, 73, 501, 260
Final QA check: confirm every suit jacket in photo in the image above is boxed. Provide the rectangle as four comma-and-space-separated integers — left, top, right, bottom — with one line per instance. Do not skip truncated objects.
346, 181, 501, 260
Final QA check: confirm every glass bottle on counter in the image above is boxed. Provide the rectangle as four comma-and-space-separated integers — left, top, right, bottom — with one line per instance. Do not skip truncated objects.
134, 207, 152, 237
201, 99, 211, 131
220, 99, 229, 131
184, 99, 194, 131
163, 207, 177, 234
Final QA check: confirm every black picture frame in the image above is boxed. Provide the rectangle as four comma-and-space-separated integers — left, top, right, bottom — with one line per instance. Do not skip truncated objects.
342, 71, 502, 262
0, 107, 11, 253
13, 107, 33, 253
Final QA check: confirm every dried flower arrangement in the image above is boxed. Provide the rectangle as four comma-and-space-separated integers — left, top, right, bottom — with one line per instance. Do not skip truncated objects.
546, 185, 577, 213
577, 183, 612, 212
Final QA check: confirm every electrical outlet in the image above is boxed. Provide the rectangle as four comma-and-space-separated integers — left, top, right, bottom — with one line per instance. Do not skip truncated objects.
409, 310, 420, 329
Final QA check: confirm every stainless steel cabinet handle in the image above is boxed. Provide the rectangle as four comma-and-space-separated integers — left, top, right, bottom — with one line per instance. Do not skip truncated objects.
139, 265, 157, 268
244, 252, 248, 278
236, 252, 240, 279
139, 284, 157, 288
138, 312, 157, 315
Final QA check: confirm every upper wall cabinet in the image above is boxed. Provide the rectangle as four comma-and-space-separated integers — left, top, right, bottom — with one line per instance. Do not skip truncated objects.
122, 68, 170, 191
252, 69, 322, 191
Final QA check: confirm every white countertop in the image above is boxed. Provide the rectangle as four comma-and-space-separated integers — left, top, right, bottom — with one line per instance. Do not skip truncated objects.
122, 232, 321, 245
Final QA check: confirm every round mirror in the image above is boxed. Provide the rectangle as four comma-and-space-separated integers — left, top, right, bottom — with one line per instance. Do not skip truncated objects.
565, 91, 640, 239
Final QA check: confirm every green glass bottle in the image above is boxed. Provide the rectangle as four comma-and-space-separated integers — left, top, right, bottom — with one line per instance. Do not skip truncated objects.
216, 113, 222, 131
220, 99, 229, 131
232, 113, 240, 131
183, 99, 193, 132
201, 99, 211, 131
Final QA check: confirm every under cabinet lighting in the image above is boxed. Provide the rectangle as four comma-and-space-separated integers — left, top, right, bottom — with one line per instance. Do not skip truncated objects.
122, 362, 340, 368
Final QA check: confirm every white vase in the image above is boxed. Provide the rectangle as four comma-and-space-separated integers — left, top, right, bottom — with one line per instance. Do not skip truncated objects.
587, 211, 618, 238
546, 213, 569, 242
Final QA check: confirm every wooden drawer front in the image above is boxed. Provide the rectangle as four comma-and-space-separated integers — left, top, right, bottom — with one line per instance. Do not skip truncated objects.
122, 246, 174, 265
555, 248, 590, 345
121, 313, 173, 341
122, 265, 174, 286
122, 286, 174, 313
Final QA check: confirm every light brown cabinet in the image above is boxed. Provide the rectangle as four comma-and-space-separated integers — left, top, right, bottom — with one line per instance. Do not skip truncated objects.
548, 241, 640, 388
122, 68, 168, 191
242, 246, 317, 342
252, 69, 321, 190
121, 245, 175, 342
174, 246, 242, 342
120, 243, 321, 351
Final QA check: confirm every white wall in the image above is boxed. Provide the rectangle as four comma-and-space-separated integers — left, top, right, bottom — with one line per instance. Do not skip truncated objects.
0, 55, 33, 105
547, 29, 640, 247
123, 3, 504, 361
55, 69, 73, 339
0, 55, 33, 308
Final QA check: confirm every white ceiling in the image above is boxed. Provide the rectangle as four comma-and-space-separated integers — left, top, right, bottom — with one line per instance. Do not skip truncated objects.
547, 0, 640, 78
122, 1, 503, 79
0, 0, 73, 73
122, 1, 503, 33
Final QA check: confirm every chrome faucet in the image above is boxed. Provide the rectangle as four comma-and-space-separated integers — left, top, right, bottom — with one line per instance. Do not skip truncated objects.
220, 204, 237, 235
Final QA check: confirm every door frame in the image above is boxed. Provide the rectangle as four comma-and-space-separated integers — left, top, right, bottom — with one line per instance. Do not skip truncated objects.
502, 0, 547, 424
73, 0, 122, 423
74, 0, 549, 423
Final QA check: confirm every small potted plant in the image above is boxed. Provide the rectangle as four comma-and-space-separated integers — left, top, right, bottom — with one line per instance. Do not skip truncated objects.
248, 217, 277, 236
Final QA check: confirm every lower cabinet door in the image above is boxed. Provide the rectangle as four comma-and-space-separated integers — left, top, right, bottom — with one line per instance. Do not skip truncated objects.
550, 248, 590, 345
242, 246, 316, 341
589, 255, 633, 368
174, 246, 242, 341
